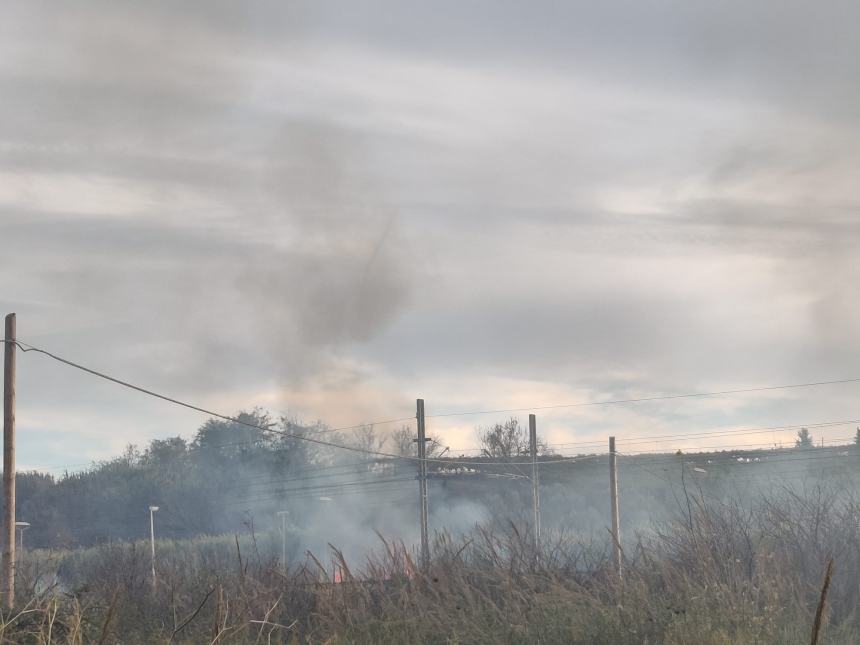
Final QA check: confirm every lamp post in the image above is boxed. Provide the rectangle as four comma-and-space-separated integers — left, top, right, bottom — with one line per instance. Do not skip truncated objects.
276, 511, 289, 572
148, 506, 159, 590
14, 522, 28, 564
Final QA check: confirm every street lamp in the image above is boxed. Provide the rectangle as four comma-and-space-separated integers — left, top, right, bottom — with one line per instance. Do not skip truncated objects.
15, 522, 29, 563
148, 506, 159, 589
276, 511, 289, 572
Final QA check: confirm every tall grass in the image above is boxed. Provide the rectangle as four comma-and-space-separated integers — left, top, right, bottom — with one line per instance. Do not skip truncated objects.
2, 484, 859, 643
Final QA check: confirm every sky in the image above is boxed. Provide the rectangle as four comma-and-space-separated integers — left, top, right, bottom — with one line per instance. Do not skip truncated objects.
1, 1, 860, 471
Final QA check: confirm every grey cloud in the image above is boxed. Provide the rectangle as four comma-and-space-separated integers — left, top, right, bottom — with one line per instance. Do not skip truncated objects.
1, 0, 859, 468
273, 1, 860, 121
358, 289, 755, 382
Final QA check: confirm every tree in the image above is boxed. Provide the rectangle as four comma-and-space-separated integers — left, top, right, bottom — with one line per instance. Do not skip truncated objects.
795, 427, 814, 449
477, 417, 553, 458
391, 426, 415, 457
352, 425, 387, 454
273, 417, 321, 467
191, 409, 273, 460
390, 426, 445, 458
479, 418, 528, 458
144, 437, 187, 465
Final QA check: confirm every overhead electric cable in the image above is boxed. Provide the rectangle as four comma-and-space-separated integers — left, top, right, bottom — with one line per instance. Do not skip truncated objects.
427, 378, 860, 418
7, 339, 589, 466
618, 447, 856, 468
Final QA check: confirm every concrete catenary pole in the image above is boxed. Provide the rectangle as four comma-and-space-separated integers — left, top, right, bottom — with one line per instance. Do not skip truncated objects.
609, 436, 622, 578
529, 414, 541, 544
416, 399, 430, 568
3, 313, 16, 609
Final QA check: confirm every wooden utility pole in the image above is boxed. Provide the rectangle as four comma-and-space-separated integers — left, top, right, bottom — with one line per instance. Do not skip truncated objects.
609, 436, 621, 578
3, 313, 16, 609
529, 414, 541, 545
416, 399, 430, 568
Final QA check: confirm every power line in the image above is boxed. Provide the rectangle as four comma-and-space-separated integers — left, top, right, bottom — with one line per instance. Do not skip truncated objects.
7, 339, 444, 462
607, 420, 860, 446
23, 422, 859, 480
609, 436, 854, 455
702, 466, 860, 487
633, 462, 860, 500
11, 337, 860, 467
225, 476, 417, 506
33, 417, 859, 477
12, 339, 860, 427
8, 339, 591, 467
437, 419, 859, 457
623, 457, 858, 508
532, 419, 860, 452
243, 483, 419, 506
14, 338, 413, 435
237, 464, 413, 491
225, 480, 416, 508
238, 449, 569, 491
427, 378, 860, 418
618, 447, 856, 469
543, 439, 850, 460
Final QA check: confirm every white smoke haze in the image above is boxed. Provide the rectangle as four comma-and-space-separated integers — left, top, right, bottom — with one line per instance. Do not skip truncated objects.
0, 0, 858, 474
4, 8, 860, 644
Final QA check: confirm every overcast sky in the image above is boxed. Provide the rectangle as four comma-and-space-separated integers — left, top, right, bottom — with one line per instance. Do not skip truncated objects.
2, 1, 860, 471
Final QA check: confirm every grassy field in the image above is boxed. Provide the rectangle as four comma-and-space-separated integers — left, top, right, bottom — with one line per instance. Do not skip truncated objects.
2, 484, 857, 644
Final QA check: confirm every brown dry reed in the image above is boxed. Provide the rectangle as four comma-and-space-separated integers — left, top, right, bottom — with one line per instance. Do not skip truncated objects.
1, 484, 858, 644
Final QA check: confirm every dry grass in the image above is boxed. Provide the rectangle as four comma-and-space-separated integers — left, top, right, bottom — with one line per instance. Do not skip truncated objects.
2, 484, 859, 644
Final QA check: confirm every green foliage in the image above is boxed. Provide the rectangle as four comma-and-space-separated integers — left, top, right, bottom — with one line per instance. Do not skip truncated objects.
9, 407, 859, 558
10, 409, 335, 550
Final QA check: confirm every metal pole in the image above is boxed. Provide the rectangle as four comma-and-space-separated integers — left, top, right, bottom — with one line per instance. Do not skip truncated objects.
3, 313, 16, 609
529, 414, 541, 545
416, 399, 430, 568
149, 506, 158, 590
277, 510, 288, 572
609, 436, 621, 578
14, 523, 28, 563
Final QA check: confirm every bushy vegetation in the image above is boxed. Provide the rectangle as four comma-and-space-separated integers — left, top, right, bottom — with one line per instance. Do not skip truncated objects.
10, 410, 384, 549
5, 413, 859, 642
11, 410, 857, 555
1, 483, 857, 644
